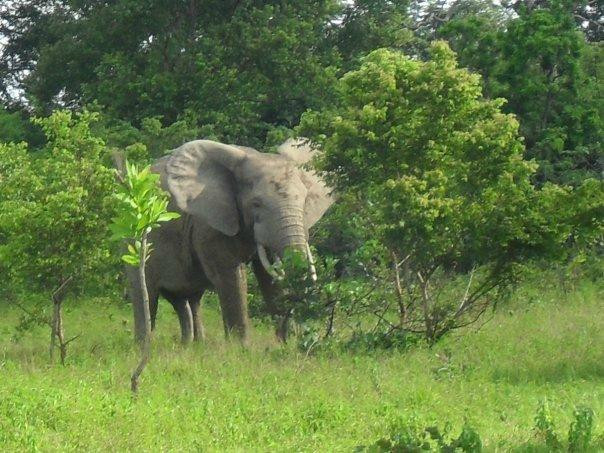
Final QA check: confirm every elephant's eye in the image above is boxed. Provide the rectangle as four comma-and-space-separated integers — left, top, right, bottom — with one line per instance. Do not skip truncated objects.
251, 199, 262, 209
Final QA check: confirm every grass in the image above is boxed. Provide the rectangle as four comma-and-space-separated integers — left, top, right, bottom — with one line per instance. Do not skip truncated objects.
0, 276, 603, 452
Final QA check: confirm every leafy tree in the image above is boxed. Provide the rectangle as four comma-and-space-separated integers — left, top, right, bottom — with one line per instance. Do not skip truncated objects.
300, 42, 572, 343
0, 106, 45, 146
0, 110, 116, 361
500, 0, 603, 42
434, 1, 509, 98
494, 2, 602, 185
109, 162, 180, 392
0, 0, 340, 146
0, 110, 115, 290
330, 0, 416, 70
0, 108, 29, 143
434, 0, 603, 185
92, 108, 204, 163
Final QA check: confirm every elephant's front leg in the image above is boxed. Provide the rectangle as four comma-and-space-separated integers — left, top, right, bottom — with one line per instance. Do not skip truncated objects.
218, 263, 249, 342
198, 247, 249, 344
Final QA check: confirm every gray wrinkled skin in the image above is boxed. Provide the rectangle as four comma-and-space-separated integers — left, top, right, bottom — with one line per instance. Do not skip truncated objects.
126, 139, 333, 344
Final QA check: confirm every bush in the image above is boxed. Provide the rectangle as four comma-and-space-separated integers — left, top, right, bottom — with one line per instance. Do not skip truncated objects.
358, 417, 482, 452
534, 400, 598, 452
0, 110, 116, 294
300, 42, 581, 344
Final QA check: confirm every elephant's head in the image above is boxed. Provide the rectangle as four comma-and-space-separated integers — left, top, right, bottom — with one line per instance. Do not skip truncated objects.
160, 138, 333, 279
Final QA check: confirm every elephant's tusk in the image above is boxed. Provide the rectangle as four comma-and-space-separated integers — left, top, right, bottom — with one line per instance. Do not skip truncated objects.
306, 244, 318, 282
257, 244, 280, 280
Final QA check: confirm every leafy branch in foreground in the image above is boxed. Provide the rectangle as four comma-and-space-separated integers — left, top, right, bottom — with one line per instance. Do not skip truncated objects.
109, 161, 179, 393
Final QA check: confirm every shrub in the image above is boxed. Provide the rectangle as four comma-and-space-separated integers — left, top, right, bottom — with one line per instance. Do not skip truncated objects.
0, 110, 116, 294
358, 418, 482, 452
300, 42, 576, 344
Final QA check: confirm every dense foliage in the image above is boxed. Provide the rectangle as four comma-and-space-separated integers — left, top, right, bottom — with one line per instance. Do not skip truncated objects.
0, 111, 115, 293
300, 42, 585, 342
0, 0, 341, 147
438, 1, 603, 185
1, 1, 601, 179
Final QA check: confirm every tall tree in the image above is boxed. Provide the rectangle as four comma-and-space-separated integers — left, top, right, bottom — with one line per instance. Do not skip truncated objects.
0, 1, 341, 146
494, 1, 602, 184
501, 0, 603, 41
330, 0, 416, 69
432, 0, 602, 185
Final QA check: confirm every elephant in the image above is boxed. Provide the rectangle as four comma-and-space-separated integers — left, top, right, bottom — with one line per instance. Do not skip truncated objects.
124, 138, 333, 345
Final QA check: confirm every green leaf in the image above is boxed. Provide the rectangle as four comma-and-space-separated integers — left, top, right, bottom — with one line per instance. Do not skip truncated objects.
158, 212, 180, 222
121, 254, 140, 266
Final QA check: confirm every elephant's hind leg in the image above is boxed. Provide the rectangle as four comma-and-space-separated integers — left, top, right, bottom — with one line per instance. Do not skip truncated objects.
189, 293, 205, 341
164, 295, 194, 344
176, 301, 194, 344
174, 299, 193, 344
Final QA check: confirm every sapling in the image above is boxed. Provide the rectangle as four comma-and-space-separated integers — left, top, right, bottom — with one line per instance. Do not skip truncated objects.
109, 162, 180, 393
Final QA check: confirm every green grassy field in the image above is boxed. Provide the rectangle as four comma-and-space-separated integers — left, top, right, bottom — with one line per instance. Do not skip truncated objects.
1, 277, 603, 452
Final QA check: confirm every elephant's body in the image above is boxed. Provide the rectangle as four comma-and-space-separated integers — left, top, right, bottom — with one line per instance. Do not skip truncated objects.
125, 139, 332, 344
129, 206, 271, 343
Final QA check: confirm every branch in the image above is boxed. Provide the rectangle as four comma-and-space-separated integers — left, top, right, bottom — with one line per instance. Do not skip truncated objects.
111, 150, 126, 184
574, 13, 602, 29
10, 300, 52, 327
372, 297, 392, 333
52, 276, 73, 304
454, 267, 476, 318
63, 333, 81, 346
371, 308, 396, 330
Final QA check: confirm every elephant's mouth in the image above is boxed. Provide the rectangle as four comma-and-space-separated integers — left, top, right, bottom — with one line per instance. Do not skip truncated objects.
257, 243, 317, 282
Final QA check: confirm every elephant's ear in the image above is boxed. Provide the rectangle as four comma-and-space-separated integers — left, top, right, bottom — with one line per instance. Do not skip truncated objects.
165, 140, 247, 236
151, 155, 171, 191
277, 137, 315, 165
278, 138, 335, 229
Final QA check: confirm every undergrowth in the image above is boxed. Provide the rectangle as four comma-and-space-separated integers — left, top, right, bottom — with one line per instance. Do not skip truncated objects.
0, 276, 602, 451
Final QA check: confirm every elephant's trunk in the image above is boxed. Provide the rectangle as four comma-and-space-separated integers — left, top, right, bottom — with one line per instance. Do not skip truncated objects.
277, 206, 317, 282
276, 205, 307, 254
257, 204, 317, 281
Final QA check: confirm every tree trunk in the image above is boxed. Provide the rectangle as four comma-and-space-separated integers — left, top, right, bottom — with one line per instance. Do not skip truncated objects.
391, 251, 407, 326
49, 303, 58, 361
417, 271, 435, 344
324, 301, 337, 339
131, 230, 152, 393
50, 277, 72, 365
125, 254, 149, 344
